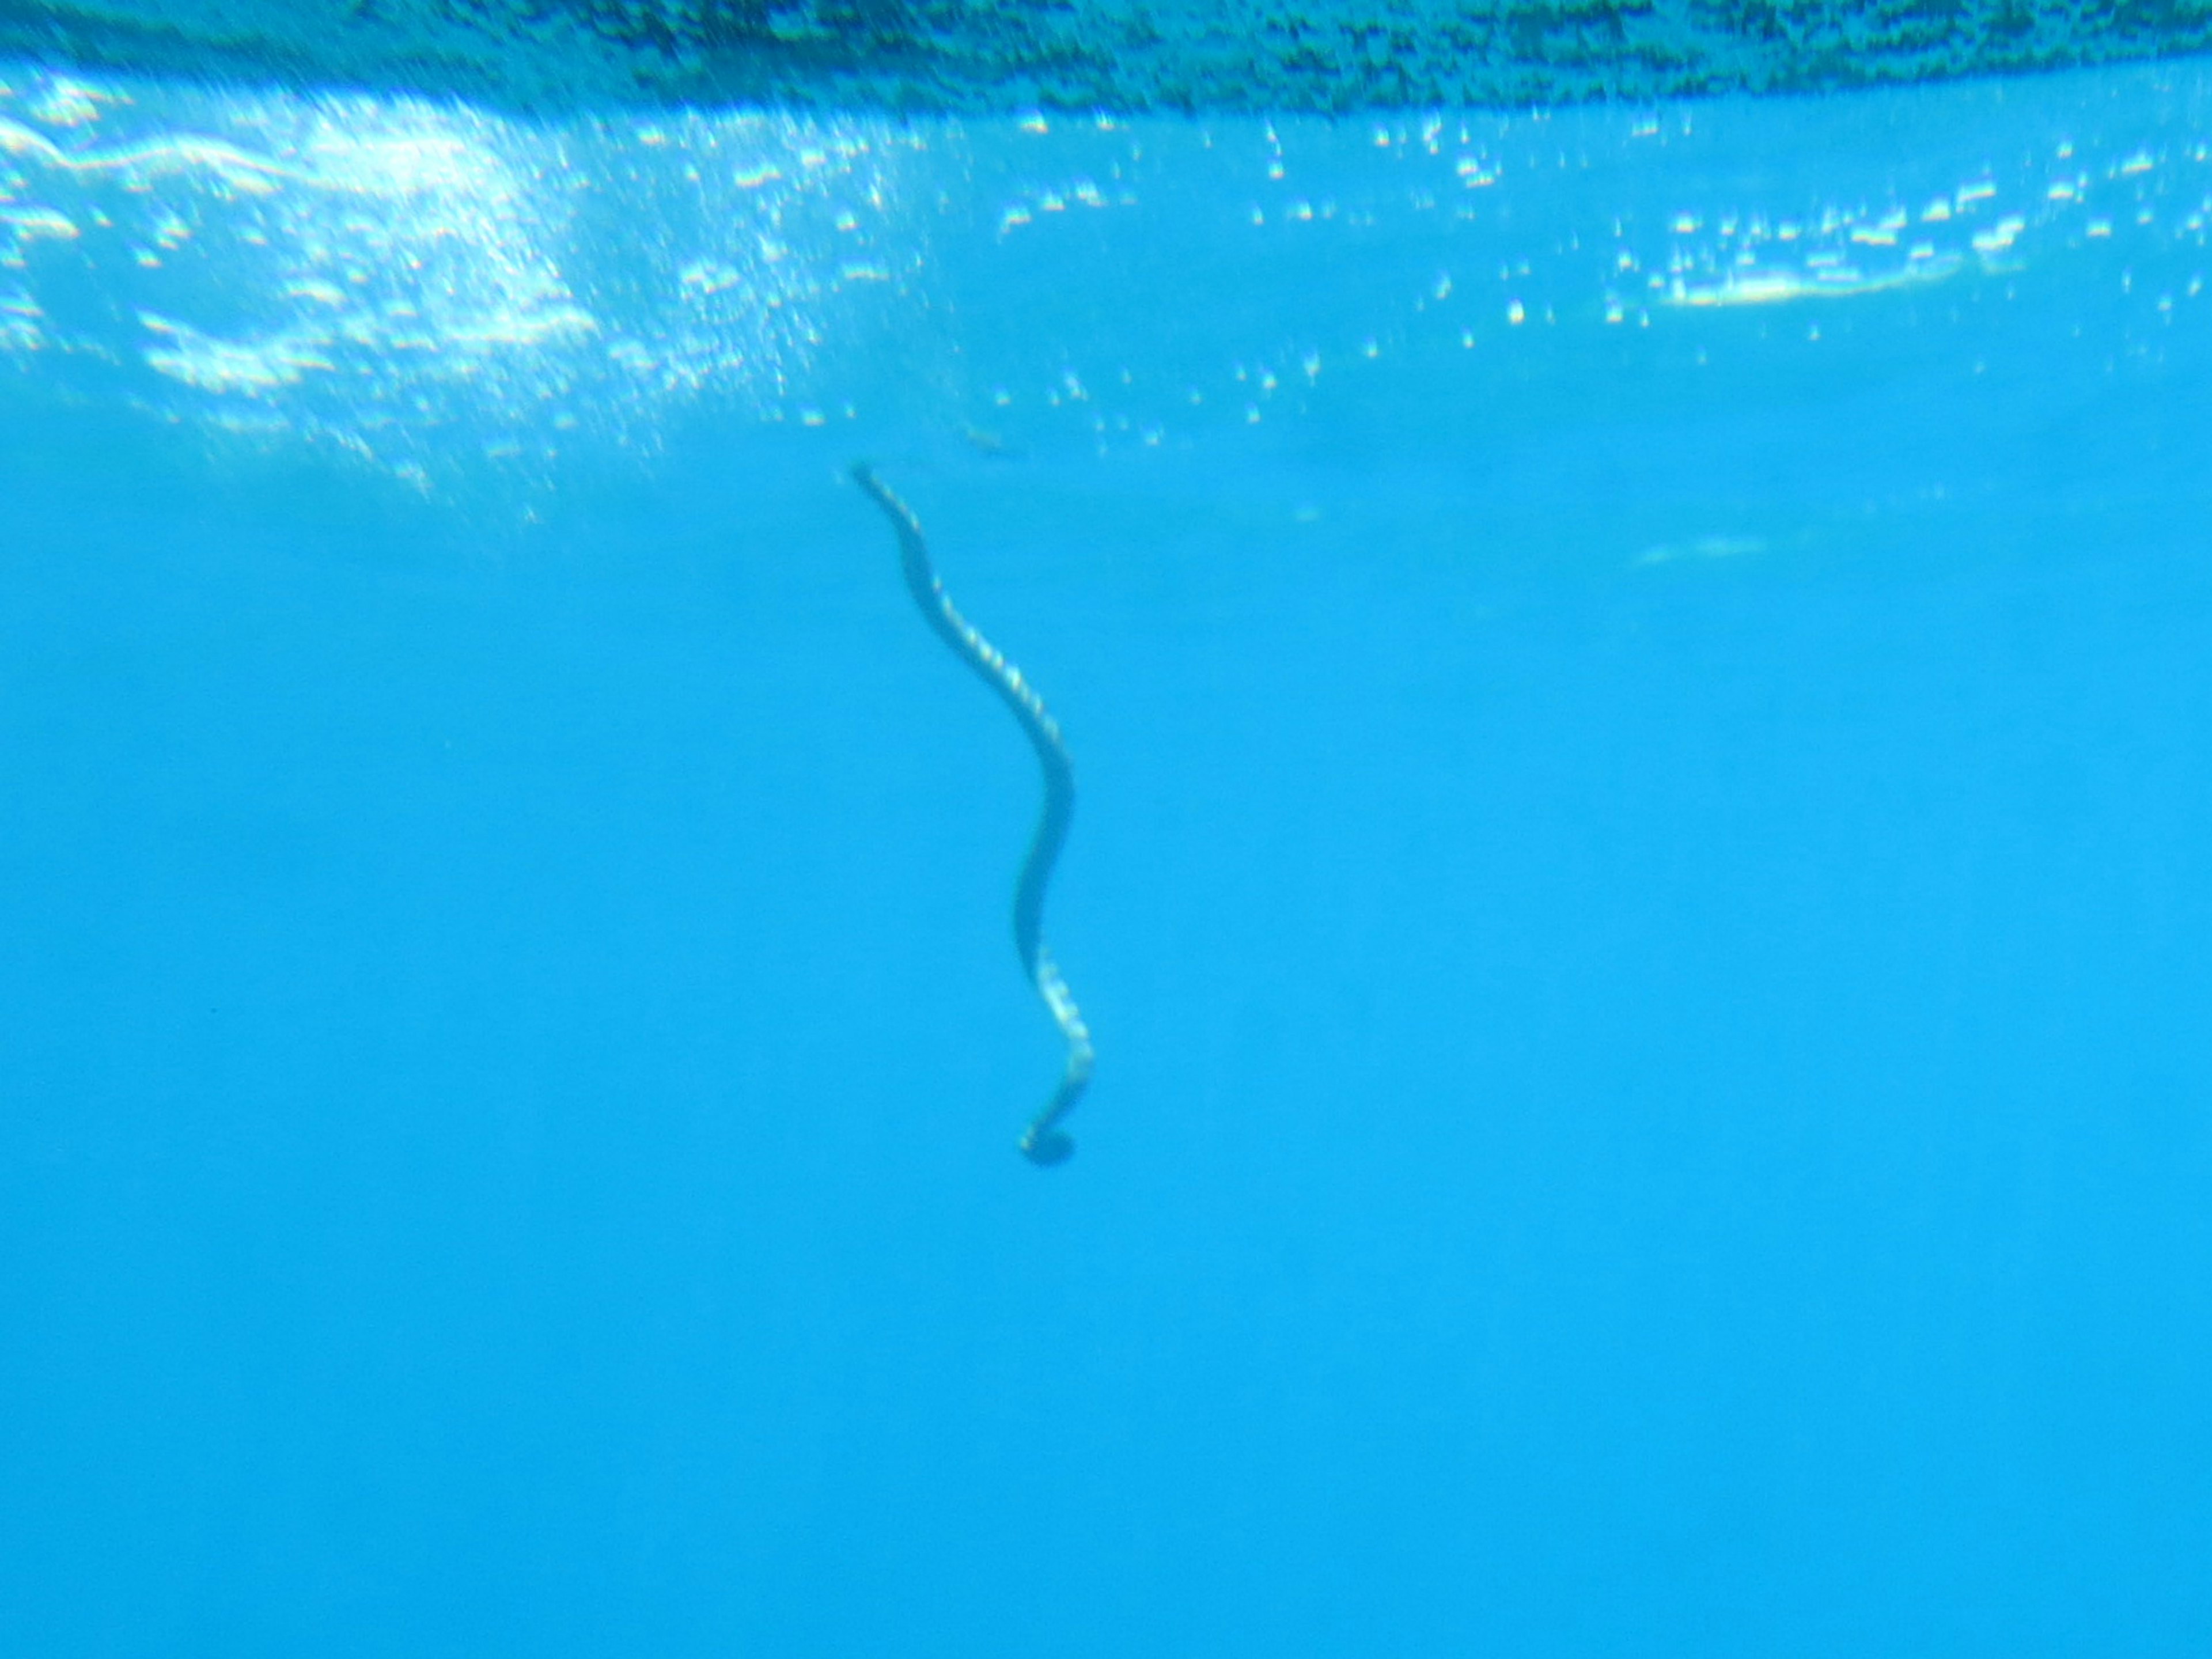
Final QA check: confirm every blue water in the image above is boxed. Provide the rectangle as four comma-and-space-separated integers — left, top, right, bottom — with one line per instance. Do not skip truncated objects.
2, 61, 2210, 1657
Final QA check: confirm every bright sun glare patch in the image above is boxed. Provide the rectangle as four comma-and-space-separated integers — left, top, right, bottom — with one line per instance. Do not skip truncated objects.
0, 69, 919, 482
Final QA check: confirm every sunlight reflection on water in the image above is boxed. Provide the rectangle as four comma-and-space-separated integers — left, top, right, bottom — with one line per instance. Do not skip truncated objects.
0, 62, 2205, 490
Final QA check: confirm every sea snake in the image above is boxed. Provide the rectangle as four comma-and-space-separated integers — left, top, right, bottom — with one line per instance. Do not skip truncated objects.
852, 464, 1094, 1167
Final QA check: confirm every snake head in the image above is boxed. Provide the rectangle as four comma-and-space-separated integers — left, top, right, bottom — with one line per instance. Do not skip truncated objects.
1019, 1127, 1076, 1168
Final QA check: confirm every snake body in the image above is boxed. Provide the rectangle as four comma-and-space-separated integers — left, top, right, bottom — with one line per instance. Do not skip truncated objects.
853, 465, 1093, 1166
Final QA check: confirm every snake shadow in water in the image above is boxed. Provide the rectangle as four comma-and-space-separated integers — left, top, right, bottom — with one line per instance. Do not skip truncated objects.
851, 464, 1093, 1168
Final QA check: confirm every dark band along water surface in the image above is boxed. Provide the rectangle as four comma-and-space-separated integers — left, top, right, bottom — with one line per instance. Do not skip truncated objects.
853, 465, 1093, 1167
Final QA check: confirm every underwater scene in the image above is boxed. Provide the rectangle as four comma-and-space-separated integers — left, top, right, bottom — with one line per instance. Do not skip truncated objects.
1, 43, 2209, 1658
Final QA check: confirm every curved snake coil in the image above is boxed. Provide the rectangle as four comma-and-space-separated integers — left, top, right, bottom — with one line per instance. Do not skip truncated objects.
853, 464, 1093, 1166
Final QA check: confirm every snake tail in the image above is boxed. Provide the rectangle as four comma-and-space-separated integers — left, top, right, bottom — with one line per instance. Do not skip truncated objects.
851, 464, 1095, 1167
